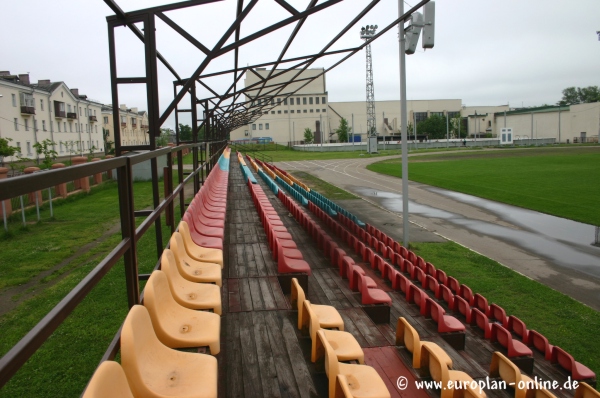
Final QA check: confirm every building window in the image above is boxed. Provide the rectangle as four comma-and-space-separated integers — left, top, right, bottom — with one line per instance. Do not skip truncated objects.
86, 124, 89, 133
42, 120, 46, 131
103, 116, 108, 124
252, 124, 256, 130
297, 109, 301, 113
59, 142, 63, 153
67, 104, 72, 112
26, 142, 32, 155
95, 125, 98, 133
64, 122, 67, 132
14, 118, 18, 131
265, 123, 270, 130
283, 99, 287, 105
270, 98, 274, 106
34, 120, 37, 131
79, 107, 82, 116
278, 110, 281, 114
16, 142, 21, 154
431, 112, 444, 117
271, 111, 275, 114
85, 108, 88, 117
316, 97, 320, 104
24, 119, 29, 131
309, 97, 313, 105
264, 112, 268, 115
40, 99, 44, 111
277, 98, 281, 104
316, 109, 320, 112
284, 110, 288, 114
447, 111, 460, 119
310, 109, 313, 113
94, 110, 96, 116
259, 124, 263, 130
303, 109, 307, 113
303, 97, 307, 105
69, 122, 72, 132
415, 112, 428, 123
322, 109, 326, 112
291, 110, 295, 113
58, 121, 61, 132
296, 98, 300, 105
12, 94, 16, 107
322, 97, 326, 104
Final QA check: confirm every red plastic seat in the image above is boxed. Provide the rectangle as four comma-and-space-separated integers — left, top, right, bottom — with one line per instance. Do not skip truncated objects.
552, 347, 596, 381
339, 256, 355, 278
489, 303, 508, 328
435, 269, 447, 285
527, 330, 554, 360
425, 262, 436, 277
424, 275, 440, 297
373, 254, 385, 274
277, 245, 311, 275
491, 323, 532, 358
473, 293, 489, 315
357, 272, 391, 305
438, 285, 455, 311
331, 247, 346, 269
445, 276, 460, 294
453, 295, 472, 323
412, 267, 426, 288
458, 284, 474, 306
507, 315, 529, 344
182, 213, 223, 250
396, 256, 406, 273
416, 256, 426, 271
348, 264, 377, 292
408, 284, 428, 315
407, 251, 417, 265
426, 298, 466, 334
381, 262, 396, 282
470, 308, 492, 339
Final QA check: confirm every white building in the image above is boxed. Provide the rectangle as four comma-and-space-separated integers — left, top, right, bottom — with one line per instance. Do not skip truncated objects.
102, 104, 149, 151
0, 72, 104, 162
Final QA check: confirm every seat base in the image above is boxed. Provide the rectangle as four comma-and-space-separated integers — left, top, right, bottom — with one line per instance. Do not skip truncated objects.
278, 273, 308, 295
441, 331, 466, 351
510, 355, 534, 375
361, 304, 390, 324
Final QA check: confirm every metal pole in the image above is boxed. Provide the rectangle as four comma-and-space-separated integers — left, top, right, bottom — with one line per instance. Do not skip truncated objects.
383, 111, 386, 151
35, 193, 40, 222
20, 196, 25, 227
352, 113, 354, 146
320, 113, 323, 150
398, 0, 409, 248
48, 188, 53, 218
531, 111, 534, 143
292, 121, 295, 145
558, 108, 561, 143
2, 201, 7, 232
446, 112, 449, 148
504, 110, 507, 127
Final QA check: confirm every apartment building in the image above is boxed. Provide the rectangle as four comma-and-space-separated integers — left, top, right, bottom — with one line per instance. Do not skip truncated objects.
0, 72, 104, 162
102, 105, 149, 150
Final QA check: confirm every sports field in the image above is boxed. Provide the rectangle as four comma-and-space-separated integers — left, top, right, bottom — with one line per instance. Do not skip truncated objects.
367, 146, 600, 225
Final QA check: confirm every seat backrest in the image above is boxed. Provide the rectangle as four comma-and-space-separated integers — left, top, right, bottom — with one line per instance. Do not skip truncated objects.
425, 262, 436, 277
574, 382, 600, 398
491, 324, 510, 349
471, 308, 488, 333
507, 316, 528, 342
416, 256, 426, 270
552, 346, 574, 372
439, 284, 454, 308
427, 298, 444, 323
291, 277, 305, 312
319, 329, 340, 397
421, 343, 449, 384
459, 284, 474, 304
528, 330, 548, 354
144, 270, 180, 342
426, 275, 439, 294
489, 304, 507, 325
161, 249, 186, 287
473, 293, 489, 313
446, 276, 460, 293
82, 361, 134, 398
454, 295, 470, 318
489, 351, 520, 387
435, 269, 447, 285
396, 317, 422, 368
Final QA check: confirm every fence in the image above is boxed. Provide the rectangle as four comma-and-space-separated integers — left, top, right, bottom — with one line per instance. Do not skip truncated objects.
0, 140, 227, 388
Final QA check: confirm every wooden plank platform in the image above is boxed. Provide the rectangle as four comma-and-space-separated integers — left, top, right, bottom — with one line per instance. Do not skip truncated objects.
218, 156, 580, 398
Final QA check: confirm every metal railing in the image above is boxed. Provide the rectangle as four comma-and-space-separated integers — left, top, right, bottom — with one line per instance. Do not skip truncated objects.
0, 139, 227, 389
228, 141, 273, 164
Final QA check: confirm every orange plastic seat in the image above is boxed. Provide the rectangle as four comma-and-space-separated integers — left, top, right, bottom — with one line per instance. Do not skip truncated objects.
121, 305, 218, 398
320, 330, 390, 398
161, 250, 222, 314
292, 278, 344, 331
396, 317, 452, 369
178, 221, 223, 267
574, 382, 600, 398
82, 361, 134, 398
421, 343, 479, 398
144, 271, 221, 354
489, 351, 533, 398
306, 301, 364, 364
170, 232, 222, 286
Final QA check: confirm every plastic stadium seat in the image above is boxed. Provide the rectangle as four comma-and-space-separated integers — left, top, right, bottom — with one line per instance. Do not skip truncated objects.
574, 382, 600, 398
458, 284, 475, 306
278, 244, 311, 275
551, 346, 596, 381
470, 308, 492, 339
416, 256, 426, 271
161, 250, 222, 314
320, 330, 390, 398
408, 284, 429, 316
347, 264, 377, 292
426, 298, 466, 334
445, 276, 460, 294
292, 278, 344, 331
182, 212, 223, 250
421, 343, 477, 398
435, 269, 448, 285
453, 295, 473, 323
439, 285, 455, 311
332, 247, 347, 269
83, 361, 134, 398
373, 254, 386, 275
413, 267, 427, 288
490, 324, 532, 358
381, 261, 397, 283
396, 273, 414, 301
488, 304, 508, 328
121, 305, 218, 398
357, 272, 392, 305
396, 317, 452, 369
535, 390, 558, 398
169, 233, 222, 287
425, 262, 436, 277
489, 351, 534, 398
473, 293, 489, 315
527, 330, 554, 360
144, 271, 220, 354
507, 316, 529, 344
306, 300, 364, 364
424, 275, 440, 297
178, 221, 223, 267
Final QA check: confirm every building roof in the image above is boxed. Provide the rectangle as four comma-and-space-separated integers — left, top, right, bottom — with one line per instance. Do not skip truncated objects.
494, 105, 570, 116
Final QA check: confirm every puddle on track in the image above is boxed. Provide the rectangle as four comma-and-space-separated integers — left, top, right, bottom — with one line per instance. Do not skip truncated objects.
354, 187, 600, 279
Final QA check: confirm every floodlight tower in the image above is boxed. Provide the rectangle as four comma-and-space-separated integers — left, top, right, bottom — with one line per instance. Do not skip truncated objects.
361, 25, 378, 153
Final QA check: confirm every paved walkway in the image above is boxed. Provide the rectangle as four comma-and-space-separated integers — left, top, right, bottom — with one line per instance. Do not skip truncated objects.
274, 156, 600, 311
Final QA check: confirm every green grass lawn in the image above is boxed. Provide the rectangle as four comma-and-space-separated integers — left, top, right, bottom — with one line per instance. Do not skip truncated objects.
412, 241, 600, 380
367, 146, 600, 225
0, 178, 182, 397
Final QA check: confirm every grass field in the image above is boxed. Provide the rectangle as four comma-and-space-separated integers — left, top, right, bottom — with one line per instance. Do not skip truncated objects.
289, 171, 359, 200
367, 146, 600, 225
0, 179, 180, 397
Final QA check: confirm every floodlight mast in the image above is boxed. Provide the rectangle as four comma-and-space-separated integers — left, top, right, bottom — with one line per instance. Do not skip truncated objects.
361, 25, 379, 153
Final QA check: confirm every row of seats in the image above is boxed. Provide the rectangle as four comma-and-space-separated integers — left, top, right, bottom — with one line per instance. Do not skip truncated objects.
83, 148, 231, 398
237, 152, 257, 184
291, 279, 391, 398
337, 209, 596, 385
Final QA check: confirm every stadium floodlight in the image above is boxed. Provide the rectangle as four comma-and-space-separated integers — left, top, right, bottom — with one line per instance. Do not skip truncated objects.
422, 2, 435, 49
405, 12, 423, 55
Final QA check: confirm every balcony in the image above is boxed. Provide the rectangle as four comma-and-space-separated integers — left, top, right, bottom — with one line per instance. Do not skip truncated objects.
132, 123, 137, 129
20, 106, 35, 115
67, 112, 77, 119
121, 122, 127, 128
141, 124, 149, 129
89, 116, 97, 122
55, 111, 66, 118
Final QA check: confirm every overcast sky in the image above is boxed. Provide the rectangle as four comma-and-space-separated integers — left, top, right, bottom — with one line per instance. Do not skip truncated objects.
2, 0, 598, 128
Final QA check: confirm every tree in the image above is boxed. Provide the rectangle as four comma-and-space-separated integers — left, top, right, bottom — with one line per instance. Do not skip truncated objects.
416, 114, 446, 139
335, 117, 351, 142
0, 137, 18, 167
557, 86, 600, 106
156, 130, 171, 147
303, 128, 314, 144
449, 113, 464, 139
178, 124, 192, 141
33, 139, 58, 169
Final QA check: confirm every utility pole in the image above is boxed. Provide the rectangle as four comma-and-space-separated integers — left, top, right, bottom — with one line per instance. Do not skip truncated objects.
361, 25, 378, 154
